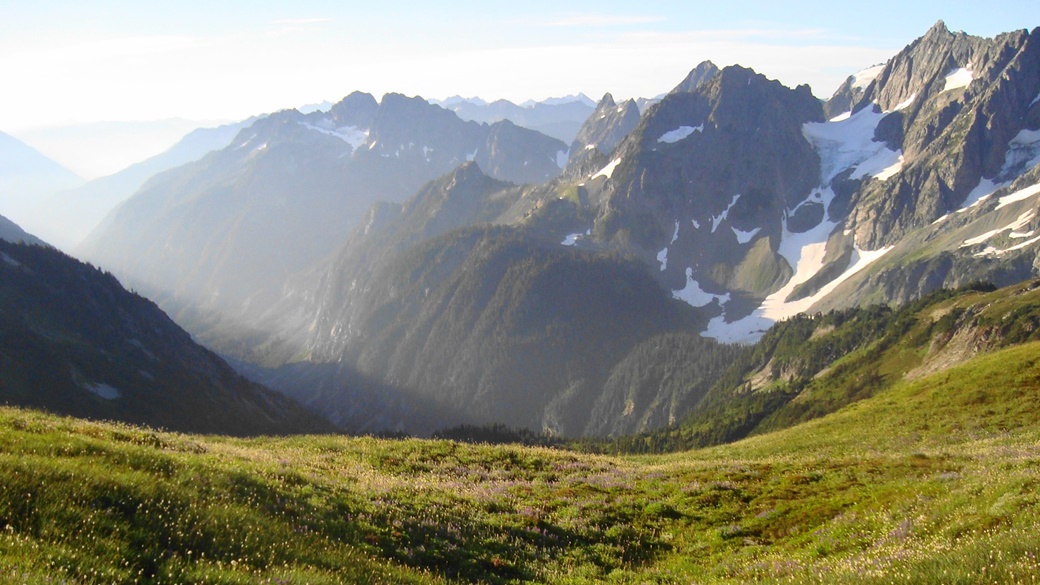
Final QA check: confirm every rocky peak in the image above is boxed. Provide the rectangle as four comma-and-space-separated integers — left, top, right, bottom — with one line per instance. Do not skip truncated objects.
855, 20, 987, 115
330, 91, 378, 128
370, 93, 479, 139
584, 65, 823, 305
476, 120, 567, 185
846, 26, 1040, 249
565, 92, 641, 173
670, 60, 720, 94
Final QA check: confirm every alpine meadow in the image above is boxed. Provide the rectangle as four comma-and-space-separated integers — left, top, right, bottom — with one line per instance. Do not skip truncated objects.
2, 9, 1040, 583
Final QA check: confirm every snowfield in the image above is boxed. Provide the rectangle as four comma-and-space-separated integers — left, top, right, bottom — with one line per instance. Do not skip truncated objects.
942, 67, 974, 92
592, 158, 621, 180
802, 107, 903, 185
658, 125, 703, 144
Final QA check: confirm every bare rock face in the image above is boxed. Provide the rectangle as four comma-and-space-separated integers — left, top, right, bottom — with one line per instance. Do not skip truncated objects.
847, 22, 1040, 248
476, 120, 567, 185
563, 93, 641, 177
592, 66, 823, 301
669, 60, 720, 95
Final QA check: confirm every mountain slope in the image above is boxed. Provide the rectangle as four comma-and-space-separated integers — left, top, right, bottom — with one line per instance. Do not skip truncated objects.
247, 162, 745, 438
0, 213, 47, 247
521, 23, 1040, 344
0, 240, 330, 435
563, 93, 641, 177
608, 279, 1040, 453
35, 118, 257, 250
0, 131, 83, 231
847, 21, 1040, 249
301, 225, 705, 436
532, 65, 825, 341
78, 93, 568, 330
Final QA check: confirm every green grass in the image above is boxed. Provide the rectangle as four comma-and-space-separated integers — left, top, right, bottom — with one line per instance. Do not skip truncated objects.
2, 342, 1040, 583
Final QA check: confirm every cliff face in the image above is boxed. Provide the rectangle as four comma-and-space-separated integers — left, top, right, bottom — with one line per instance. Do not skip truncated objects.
847, 23, 1040, 249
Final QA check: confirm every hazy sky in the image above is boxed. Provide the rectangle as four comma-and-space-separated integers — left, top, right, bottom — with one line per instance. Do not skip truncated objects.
1, 1, 1035, 133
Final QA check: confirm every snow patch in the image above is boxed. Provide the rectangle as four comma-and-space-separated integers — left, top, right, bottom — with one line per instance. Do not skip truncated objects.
960, 178, 1001, 211
673, 268, 730, 308
961, 210, 1036, 247
556, 149, 569, 169
584, 143, 597, 150
995, 183, 1040, 210
850, 149, 903, 181
942, 67, 974, 92
711, 194, 741, 233
1031, 92, 1040, 107
959, 130, 1040, 212
592, 158, 621, 180
657, 221, 680, 271
657, 125, 703, 144
852, 64, 884, 90
732, 226, 761, 244
466, 148, 478, 162
704, 236, 893, 344
86, 382, 121, 400
1003, 129, 1040, 177
802, 107, 901, 185
697, 180, 894, 344
891, 93, 916, 112
974, 233, 1040, 258
691, 219, 701, 229
299, 121, 368, 151
829, 111, 852, 122
561, 233, 583, 246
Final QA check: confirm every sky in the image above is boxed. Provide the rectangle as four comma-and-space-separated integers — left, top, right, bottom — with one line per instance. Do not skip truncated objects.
0, 1, 1035, 176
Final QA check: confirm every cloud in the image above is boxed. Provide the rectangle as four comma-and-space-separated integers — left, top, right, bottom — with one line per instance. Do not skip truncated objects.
271, 18, 331, 27
6, 35, 211, 66
543, 13, 666, 27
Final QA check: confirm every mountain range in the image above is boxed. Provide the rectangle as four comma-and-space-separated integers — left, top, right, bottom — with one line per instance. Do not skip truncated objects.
430, 93, 596, 143
33, 117, 260, 250
41, 21, 1040, 437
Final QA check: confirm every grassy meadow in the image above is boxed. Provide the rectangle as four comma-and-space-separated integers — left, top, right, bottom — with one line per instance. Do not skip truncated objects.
2, 341, 1040, 583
